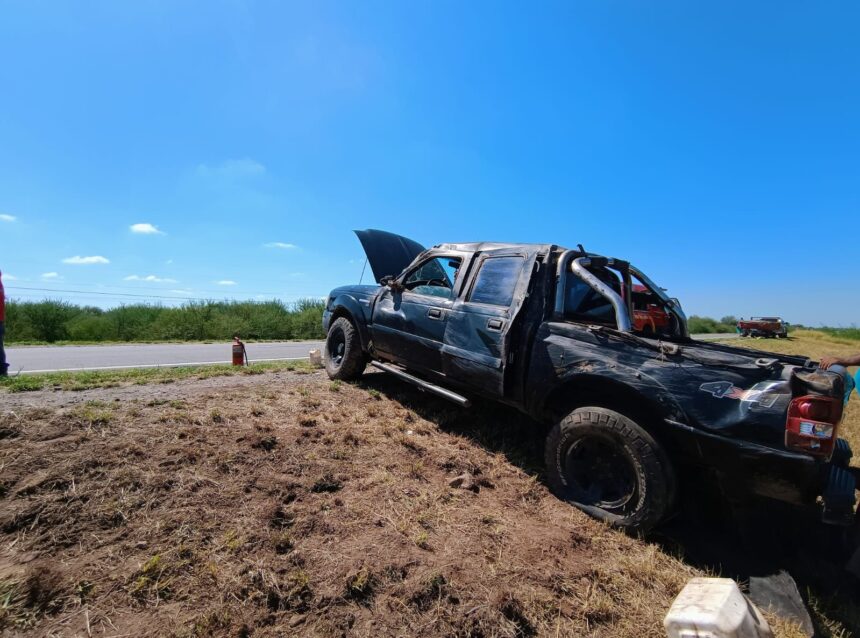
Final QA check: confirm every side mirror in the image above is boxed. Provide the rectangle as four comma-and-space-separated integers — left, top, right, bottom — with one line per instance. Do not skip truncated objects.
380, 276, 402, 292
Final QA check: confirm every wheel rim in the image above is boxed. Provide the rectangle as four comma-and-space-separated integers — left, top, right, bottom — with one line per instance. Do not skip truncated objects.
563, 435, 637, 511
329, 329, 346, 366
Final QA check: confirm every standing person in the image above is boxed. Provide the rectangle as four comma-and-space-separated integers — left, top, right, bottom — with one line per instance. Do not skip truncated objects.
0, 269, 6, 376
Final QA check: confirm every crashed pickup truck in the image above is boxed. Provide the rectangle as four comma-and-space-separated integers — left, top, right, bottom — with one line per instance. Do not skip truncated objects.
323, 230, 856, 533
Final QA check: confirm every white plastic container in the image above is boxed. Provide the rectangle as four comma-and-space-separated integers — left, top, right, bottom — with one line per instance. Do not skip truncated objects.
664, 578, 772, 638
308, 349, 323, 368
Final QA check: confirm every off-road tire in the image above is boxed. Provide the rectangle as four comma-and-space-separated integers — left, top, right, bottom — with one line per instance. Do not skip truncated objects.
544, 407, 673, 533
324, 317, 366, 381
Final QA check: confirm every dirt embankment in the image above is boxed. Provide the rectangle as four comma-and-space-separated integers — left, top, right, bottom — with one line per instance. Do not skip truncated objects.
0, 370, 703, 637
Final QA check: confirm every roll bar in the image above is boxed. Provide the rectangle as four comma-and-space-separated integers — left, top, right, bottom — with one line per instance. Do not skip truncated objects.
554, 250, 688, 338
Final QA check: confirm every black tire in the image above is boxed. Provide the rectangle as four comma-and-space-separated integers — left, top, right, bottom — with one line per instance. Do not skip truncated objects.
324, 317, 366, 381
544, 407, 673, 532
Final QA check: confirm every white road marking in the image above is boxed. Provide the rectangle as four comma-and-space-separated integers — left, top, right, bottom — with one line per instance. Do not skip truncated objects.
20, 356, 309, 374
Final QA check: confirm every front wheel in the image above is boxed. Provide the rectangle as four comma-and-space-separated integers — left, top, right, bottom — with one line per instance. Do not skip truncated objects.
544, 407, 674, 533
324, 317, 366, 381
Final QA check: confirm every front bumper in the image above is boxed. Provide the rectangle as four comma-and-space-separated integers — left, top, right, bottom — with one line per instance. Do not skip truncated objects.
322, 309, 333, 333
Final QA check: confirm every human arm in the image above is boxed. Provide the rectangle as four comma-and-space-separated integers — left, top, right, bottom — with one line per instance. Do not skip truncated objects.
820, 353, 860, 369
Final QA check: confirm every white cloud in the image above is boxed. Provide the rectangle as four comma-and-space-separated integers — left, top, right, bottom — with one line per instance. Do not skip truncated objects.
62, 255, 110, 265
4, 274, 17, 280
216, 280, 237, 286
165, 259, 174, 265
0, 214, 16, 222
41, 272, 61, 280
124, 274, 177, 283
264, 242, 298, 249
130, 222, 165, 235
196, 158, 265, 178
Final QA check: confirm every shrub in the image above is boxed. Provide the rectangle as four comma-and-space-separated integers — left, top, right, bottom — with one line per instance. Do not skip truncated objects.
4, 298, 326, 343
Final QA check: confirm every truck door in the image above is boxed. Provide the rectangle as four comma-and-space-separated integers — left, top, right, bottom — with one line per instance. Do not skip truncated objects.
441, 249, 537, 396
371, 254, 464, 374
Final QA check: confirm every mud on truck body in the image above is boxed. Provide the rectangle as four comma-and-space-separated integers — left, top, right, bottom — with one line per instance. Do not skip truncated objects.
323, 230, 857, 535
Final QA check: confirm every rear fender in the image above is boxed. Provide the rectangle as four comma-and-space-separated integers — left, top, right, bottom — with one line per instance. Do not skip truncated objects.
539, 367, 687, 433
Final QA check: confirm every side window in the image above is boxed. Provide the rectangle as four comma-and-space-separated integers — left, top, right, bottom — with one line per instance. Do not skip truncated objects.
468, 256, 524, 307
564, 267, 619, 325
404, 257, 461, 299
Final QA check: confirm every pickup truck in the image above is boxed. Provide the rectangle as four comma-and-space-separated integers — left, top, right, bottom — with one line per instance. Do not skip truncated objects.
323, 229, 856, 534
738, 317, 790, 339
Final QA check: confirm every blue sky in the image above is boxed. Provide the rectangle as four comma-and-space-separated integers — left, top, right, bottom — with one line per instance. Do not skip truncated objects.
1, 1, 857, 325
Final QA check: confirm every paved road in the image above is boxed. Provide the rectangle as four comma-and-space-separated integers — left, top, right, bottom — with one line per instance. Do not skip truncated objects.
7, 341, 325, 374
6, 332, 736, 374
691, 332, 739, 342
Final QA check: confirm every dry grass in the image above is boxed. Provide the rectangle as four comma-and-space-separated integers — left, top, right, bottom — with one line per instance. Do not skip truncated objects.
0, 371, 700, 637
0, 359, 312, 393
0, 358, 855, 636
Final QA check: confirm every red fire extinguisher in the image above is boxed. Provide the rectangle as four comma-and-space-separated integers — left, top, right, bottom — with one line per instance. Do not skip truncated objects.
232, 335, 248, 366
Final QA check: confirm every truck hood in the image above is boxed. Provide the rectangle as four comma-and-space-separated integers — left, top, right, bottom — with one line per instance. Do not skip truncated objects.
354, 229, 425, 283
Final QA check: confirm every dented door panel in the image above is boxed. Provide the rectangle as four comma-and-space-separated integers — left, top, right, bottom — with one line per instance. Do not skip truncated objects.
371, 288, 454, 373
442, 250, 538, 396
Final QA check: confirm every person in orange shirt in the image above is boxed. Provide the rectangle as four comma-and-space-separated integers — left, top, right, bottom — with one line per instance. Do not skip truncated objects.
0, 269, 6, 376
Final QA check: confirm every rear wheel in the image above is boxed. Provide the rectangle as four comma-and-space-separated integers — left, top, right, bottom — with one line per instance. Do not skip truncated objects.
544, 407, 673, 532
324, 317, 366, 381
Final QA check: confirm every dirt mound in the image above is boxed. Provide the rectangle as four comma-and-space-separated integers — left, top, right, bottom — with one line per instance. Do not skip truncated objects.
0, 371, 702, 636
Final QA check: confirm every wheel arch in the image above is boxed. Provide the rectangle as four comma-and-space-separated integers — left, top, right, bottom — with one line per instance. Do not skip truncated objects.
540, 373, 684, 447
328, 296, 371, 353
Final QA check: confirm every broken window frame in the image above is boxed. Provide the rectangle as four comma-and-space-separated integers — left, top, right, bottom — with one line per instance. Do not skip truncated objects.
401, 255, 463, 300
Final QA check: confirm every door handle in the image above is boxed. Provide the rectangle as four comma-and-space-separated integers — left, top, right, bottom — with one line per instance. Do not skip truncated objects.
427, 308, 443, 319
487, 318, 504, 331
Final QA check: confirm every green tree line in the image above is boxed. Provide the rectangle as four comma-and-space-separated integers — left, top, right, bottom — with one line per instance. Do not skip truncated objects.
686, 315, 740, 334
4, 299, 326, 343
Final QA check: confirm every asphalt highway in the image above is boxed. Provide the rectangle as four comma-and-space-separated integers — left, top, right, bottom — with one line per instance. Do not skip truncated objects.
691, 332, 739, 341
5, 333, 736, 374
6, 341, 325, 374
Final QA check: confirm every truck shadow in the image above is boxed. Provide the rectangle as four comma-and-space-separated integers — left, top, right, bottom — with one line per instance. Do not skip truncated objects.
357, 371, 860, 634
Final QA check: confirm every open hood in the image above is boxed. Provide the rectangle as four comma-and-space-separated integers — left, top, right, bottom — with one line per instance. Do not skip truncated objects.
354, 229, 425, 283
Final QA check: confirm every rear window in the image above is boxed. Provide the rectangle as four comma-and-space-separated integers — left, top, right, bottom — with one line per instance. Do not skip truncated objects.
468, 256, 523, 306
564, 267, 620, 325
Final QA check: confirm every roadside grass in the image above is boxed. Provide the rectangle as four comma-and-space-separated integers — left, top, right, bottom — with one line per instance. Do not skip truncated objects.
0, 370, 825, 636
806, 327, 860, 342
0, 353, 852, 635
0, 360, 313, 393
789, 328, 860, 347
